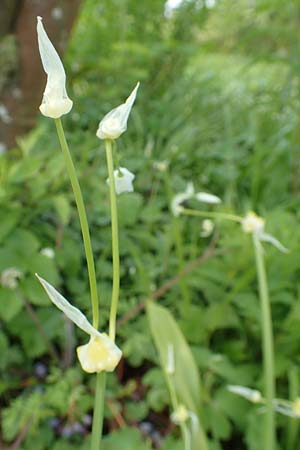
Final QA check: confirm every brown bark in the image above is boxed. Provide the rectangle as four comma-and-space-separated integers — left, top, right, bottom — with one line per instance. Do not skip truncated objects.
0, 0, 81, 150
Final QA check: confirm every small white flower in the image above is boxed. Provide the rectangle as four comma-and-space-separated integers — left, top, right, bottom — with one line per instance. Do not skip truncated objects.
37, 17, 73, 119
40, 247, 55, 259
106, 167, 135, 195
200, 219, 214, 237
153, 160, 169, 172
241, 212, 265, 234
96, 83, 140, 140
36, 274, 122, 373
228, 385, 263, 404
171, 404, 189, 424
241, 212, 288, 253
171, 182, 221, 217
1, 268, 23, 289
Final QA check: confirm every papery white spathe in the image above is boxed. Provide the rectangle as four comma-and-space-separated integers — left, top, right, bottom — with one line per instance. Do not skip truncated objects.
96, 83, 140, 140
241, 211, 288, 253
228, 385, 263, 404
37, 16, 73, 118
171, 182, 221, 217
106, 167, 135, 195
36, 274, 122, 373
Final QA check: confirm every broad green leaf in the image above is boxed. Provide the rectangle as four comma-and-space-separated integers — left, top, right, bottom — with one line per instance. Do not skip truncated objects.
147, 302, 210, 450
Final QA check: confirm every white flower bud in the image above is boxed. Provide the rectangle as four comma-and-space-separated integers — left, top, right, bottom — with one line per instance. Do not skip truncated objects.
171, 404, 189, 424
1, 268, 23, 289
96, 83, 140, 140
77, 334, 122, 373
37, 17, 73, 119
40, 247, 55, 259
106, 167, 135, 195
200, 219, 214, 237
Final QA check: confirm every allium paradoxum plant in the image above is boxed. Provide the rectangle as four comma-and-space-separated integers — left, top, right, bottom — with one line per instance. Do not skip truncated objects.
174, 188, 288, 450
36, 17, 139, 450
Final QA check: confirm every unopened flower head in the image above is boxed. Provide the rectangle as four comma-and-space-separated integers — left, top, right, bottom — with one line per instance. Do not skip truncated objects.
106, 167, 135, 195
1, 267, 23, 289
171, 182, 221, 217
37, 17, 73, 118
171, 404, 189, 424
96, 83, 140, 140
77, 334, 122, 373
228, 385, 263, 404
241, 211, 288, 253
40, 247, 55, 259
242, 212, 265, 234
36, 274, 122, 373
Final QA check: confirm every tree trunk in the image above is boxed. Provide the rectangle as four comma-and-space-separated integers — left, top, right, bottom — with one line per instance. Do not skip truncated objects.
0, 0, 81, 150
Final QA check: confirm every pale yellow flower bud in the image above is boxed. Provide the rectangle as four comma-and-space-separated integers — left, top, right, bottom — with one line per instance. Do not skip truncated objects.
77, 334, 122, 374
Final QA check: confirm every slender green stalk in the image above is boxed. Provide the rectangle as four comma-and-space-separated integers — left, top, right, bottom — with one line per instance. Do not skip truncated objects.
287, 366, 299, 450
54, 118, 100, 328
164, 172, 191, 315
54, 119, 104, 450
105, 139, 120, 342
181, 208, 242, 223
91, 373, 106, 450
253, 234, 275, 450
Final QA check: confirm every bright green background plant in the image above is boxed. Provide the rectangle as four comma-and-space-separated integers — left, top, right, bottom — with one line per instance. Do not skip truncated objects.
1, 0, 300, 449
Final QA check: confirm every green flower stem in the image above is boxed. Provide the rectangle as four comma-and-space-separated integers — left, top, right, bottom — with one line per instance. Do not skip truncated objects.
287, 366, 299, 450
181, 208, 242, 223
253, 234, 275, 450
105, 139, 120, 342
164, 172, 191, 315
54, 118, 100, 328
91, 373, 106, 450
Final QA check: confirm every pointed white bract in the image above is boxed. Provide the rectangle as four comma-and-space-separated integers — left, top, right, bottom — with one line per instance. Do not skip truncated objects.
96, 83, 140, 140
171, 182, 221, 217
195, 192, 221, 204
106, 167, 135, 195
241, 212, 288, 253
37, 17, 73, 118
228, 385, 263, 404
36, 274, 122, 373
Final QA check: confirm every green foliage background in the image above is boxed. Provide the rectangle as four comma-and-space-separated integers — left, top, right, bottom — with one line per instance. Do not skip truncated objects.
1, 0, 300, 448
